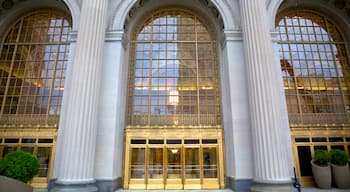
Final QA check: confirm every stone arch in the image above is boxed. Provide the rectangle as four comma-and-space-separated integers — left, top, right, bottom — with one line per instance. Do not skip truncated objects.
62, 0, 80, 30
269, 0, 350, 35
267, 0, 284, 30
0, 0, 77, 36
110, 0, 238, 31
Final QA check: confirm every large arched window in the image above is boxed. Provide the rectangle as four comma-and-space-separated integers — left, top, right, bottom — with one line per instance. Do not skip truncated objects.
0, 10, 71, 126
276, 10, 350, 124
127, 9, 221, 126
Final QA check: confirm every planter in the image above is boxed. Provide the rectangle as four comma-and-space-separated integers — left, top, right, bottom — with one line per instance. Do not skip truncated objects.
331, 163, 350, 189
311, 160, 331, 189
0, 175, 33, 192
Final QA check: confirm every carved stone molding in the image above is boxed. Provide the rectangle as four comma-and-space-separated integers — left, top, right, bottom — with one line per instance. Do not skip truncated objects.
281, 0, 350, 20
123, 0, 225, 33
199, 0, 225, 30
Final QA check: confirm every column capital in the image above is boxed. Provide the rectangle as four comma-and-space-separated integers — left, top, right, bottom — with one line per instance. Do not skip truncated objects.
224, 30, 243, 42
270, 31, 280, 43
68, 30, 78, 43
105, 30, 124, 42
105, 30, 128, 49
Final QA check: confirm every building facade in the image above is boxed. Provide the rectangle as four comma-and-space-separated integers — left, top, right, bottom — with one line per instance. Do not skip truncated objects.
0, 0, 349, 191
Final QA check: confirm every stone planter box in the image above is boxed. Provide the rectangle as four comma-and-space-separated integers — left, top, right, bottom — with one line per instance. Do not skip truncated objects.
0, 175, 33, 192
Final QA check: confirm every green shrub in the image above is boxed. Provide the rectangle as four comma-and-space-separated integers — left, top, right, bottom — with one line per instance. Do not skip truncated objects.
0, 150, 40, 183
314, 150, 330, 166
330, 149, 348, 166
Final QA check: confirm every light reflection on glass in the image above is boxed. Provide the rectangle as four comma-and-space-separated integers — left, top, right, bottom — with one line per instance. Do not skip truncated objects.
0, 10, 71, 116
128, 10, 220, 125
277, 10, 350, 122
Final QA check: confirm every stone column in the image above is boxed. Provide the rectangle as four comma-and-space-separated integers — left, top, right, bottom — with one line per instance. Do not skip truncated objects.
54, 0, 108, 190
239, 0, 293, 191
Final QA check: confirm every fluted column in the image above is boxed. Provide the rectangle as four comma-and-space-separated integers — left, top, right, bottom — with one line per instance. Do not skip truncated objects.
239, 0, 292, 189
55, 0, 107, 186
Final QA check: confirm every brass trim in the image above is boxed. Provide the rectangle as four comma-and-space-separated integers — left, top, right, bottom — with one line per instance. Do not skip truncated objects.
123, 127, 224, 189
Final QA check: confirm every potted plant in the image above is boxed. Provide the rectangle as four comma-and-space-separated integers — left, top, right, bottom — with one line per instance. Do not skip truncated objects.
0, 150, 40, 192
330, 149, 350, 189
311, 149, 331, 189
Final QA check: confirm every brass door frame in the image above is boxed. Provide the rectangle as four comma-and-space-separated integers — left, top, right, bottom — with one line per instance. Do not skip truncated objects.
0, 128, 57, 188
165, 145, 182, 189
183, 145, 201, 190
123, 127, 225, 189
146, 145, 164, 189
290, 125, 350, 187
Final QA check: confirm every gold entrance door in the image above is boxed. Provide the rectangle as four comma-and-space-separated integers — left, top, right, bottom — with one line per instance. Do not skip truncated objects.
129, 147, 146, 189
147, 147, 164, 189
124, 128, 225, 189
203, 146, 219, 189
184, 146, 201, 189
165, 147, 182, 189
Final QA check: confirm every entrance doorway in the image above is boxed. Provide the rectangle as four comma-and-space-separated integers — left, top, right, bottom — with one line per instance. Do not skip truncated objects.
123, 128, 225, 189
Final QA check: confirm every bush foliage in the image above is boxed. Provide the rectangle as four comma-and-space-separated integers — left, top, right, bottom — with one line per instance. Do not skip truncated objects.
314, 150, 330, 166
330, 149, 348, 166
0, 151, 40, 183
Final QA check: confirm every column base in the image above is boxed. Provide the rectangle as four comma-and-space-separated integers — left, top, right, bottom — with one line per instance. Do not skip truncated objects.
95, 178, 122, 192
49, 178, 122, 192
50, 182, 98, 192
250, 182, 294, 192
226, 176, 253, 192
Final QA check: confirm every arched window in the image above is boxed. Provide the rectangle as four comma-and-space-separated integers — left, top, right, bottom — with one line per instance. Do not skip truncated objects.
276, 10, 350, 124
0, 9, 71, 126
127, 9, 221, 126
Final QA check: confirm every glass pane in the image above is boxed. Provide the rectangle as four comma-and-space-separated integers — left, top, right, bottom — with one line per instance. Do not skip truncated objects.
167, 148, 181, 179
2, 146, 17, 157
185, 148, 200, 178
37, 147, 51, 177
277, 10, 350, 124
128, 10, 221, 126
0, 10, 71, 126
203, 147, 217, 178
297, 146, 312, 176
130, 148, 145, 178
331, 145, 345, 150
148, 148, 163, 179
21, 146, 34, 153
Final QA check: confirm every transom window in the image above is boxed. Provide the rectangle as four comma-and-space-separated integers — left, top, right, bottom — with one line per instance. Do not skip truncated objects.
127, 9, 221, 126
0, 10, 71, 126
276, 10, 350, 124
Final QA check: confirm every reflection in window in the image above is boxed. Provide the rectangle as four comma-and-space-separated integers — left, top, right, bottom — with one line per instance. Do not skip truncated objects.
185, 148, 200, 178
167, 148, 181, 178
127, 9, 221, 126
203, 147, 217, 178
37, 147, 51, 177
148, 148, 163, 179
277, 10, 350, 124
0, 10, 71, 124
2, 146, 17, 157
130, 148, 145, 178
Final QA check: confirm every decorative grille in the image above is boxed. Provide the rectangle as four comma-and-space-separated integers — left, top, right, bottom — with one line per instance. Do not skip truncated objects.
0, 10, 71, 127
277, 10, 350, 124
127, 9, 221, 126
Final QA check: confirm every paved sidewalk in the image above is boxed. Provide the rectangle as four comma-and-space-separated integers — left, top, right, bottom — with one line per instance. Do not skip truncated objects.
301, 188, 350, 192
34, 188, 350, 192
